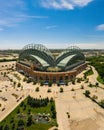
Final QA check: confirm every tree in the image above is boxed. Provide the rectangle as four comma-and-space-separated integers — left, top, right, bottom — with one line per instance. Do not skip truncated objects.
65, 80, 68, 86
50, 97, 54, 103
17, 119, 24, 126
48, 81, 52, 87
23, 77, 27, 82
0, 125, 3, 130
81, 85, 84, 89
47, 89, 51, 93
51, 104, 55, 111
71, 88, 75, 91
17, 82, 21, 87
35, 87, 39, 92
13, 81, 16, 86
28, 108, 31, 115
11, 123, 15, 130
27, 78, 32, 83
77, 78, 81, 83
17, 108, 20, 114
84, 90, 90, 97
20, 101, 24, 107
40, 80, 44, 86
27, 115, 32, 126
10, 117, 14, 123
72, 79, 75, 85
99, 100, 104, 108
60, 87, 63, 93
95, 82, 99, 87
95, 82, 99, 92
88, 82, 93, 87
4, 125, 10, 130
52, 110, 56, 119
84, 74, 87, 79
57, 82, 60, 86
33, 80, 37, 85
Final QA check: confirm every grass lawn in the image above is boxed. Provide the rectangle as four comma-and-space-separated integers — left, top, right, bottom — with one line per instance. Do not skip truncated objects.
97, 76, 104, 85
0, 96, 57, 130
84, 68, 94, 76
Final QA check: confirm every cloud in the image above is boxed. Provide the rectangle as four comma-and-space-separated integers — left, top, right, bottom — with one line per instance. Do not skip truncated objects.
45, 25, 58, 29
18, 15, 48, 19
39, 0, 93, 10
96, 24, 104, 31
0, 1, 48, 30
0, 0, 26, 30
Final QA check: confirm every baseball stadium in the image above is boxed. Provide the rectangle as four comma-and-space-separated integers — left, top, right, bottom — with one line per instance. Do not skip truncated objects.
16, 44, 87, 83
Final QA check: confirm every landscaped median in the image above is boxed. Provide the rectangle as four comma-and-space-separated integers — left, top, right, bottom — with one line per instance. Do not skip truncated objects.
83, 90, 104, 109
0, 96, 58, 130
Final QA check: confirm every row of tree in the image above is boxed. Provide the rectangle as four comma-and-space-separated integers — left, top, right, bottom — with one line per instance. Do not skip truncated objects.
86, 56, 104, 79
27, 96, 50, 108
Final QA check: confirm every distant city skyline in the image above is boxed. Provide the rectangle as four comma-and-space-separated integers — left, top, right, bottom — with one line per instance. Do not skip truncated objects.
0, 0, 104, 49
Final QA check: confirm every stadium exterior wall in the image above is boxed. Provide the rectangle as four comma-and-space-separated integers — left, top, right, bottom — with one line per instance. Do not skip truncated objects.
16, 62, 87, 82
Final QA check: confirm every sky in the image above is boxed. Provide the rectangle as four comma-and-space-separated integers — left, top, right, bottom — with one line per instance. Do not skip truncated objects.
0, 0, 104, 49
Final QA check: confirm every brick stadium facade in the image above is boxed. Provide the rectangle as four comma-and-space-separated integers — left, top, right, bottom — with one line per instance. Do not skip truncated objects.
16, 62, 87, 82
16, 44, 87, 82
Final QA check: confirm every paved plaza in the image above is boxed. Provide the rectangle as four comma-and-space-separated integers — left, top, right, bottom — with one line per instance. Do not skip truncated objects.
0, 62, 104, 130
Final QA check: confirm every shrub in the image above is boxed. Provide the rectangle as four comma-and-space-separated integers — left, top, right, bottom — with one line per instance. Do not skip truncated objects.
57, 82, 60, 86
33, 80, 37, 85
40, 80, 44, 86
81, 85, 84, 89
50, 97, 54, 103
17, 119, 24, 126
99, 100, 104, 108
28, 109, 31, 115
84, 90, 90, 97
71, 88, 74, 91
88, 83, 93, 87
17, 82, 21, 87
27, 115, 32, 126
27, 78, 32, 83
20, 101, 24, 107
13, 81, 16, 86
52, 110, 56, 119
10, 117, 14, 124
77, 78, 81, 83
0, 125, 3, 130
11, 123, 15, 130
4, 125, 10, 130
60, 87, 63, 93
23, 77, 27, 82
72, 80, 75, 85
47, 89, 51, 93
65, 81, 68, 86
17, 108, 20, 114
48, 81, 52, 87
35, 87, 39, 92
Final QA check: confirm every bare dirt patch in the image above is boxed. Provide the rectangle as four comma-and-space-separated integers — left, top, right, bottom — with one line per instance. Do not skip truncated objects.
70, 118, 99, 130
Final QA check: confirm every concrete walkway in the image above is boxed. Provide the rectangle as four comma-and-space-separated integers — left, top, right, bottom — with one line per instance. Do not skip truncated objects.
0, 65, 104, 130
